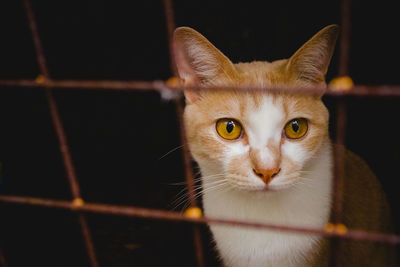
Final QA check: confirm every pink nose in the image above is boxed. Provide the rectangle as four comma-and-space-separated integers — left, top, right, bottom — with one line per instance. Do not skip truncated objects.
253, 167, 281, 184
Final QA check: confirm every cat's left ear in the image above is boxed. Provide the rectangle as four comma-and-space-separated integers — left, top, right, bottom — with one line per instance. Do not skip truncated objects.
287, 25, 339, 88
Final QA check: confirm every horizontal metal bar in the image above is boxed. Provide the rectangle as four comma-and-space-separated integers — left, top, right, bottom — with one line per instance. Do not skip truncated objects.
0, 195, 399, 245
0, 79, 162, 91
1, 79, 400, 97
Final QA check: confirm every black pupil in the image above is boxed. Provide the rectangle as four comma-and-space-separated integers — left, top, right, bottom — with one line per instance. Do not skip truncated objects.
226, 121, 235, 133
291, 120, 299, 132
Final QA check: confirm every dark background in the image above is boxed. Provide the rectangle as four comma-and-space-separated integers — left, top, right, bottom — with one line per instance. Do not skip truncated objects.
0, 0, 399, 266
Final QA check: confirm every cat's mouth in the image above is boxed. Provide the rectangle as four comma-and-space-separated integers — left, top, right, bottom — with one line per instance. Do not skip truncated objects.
259, 186, 275, 191
226, 172, 298, 193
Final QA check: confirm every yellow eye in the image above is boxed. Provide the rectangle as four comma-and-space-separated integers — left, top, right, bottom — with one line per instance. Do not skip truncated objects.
284, 118, 308, 139
216, 119, 243, 140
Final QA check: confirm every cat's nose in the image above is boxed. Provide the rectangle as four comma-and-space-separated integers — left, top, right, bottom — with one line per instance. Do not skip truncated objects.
253, 167, 281, 184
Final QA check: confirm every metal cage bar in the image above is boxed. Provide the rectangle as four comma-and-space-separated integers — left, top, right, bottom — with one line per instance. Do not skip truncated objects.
2, 79, 400, 96
329, 0, 352, 265
1, 195, 400, 245
0, 247, 7, 267
162, 0, 205, 265
22, 1, 98, 266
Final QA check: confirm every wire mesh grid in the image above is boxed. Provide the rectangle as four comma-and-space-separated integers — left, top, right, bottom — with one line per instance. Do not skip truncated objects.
0, 0, 399, 266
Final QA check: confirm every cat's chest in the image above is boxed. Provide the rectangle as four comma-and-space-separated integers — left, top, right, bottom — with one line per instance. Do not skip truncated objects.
208, 220, 321, 267
202, 184, 329, 227
202, 176, 331, 267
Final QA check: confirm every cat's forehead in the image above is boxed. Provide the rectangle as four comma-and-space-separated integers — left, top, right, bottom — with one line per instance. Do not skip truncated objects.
193, 58, 327, 125
199, 90, 317, 121
234, 60, 292, 87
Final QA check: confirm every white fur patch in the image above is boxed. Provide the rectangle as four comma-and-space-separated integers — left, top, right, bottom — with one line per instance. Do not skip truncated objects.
282, 141, 308, 164
246, 97, 284, 149
226, 141, 250, 156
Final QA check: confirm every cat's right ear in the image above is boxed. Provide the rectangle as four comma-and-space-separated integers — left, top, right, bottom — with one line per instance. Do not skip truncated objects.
287, 25, 339, 88
173, 27, 236, 103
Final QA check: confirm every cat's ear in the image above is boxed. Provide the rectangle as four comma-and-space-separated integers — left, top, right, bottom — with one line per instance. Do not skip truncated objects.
173, 27, 236, 103
287, 25, 339, 85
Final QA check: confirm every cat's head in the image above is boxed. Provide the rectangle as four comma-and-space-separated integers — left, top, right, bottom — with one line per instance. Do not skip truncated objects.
174, 25, 338, 192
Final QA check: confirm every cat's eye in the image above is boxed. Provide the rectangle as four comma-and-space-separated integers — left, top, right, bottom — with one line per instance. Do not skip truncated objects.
216, 119, 243, 140
284, 118, 308, 140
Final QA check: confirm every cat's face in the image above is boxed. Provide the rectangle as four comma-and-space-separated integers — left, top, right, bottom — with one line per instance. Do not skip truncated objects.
184, 90, 328, 191
175, 25, 338, 192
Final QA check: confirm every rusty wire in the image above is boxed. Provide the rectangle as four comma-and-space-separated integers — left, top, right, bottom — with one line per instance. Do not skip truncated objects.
0, 0, 399, 266
0, 247, 7, 267
331, 0, 352, 226
1, 79, 400, 96
329, 0, 352, 266
162, 0, 205, 266
1, 195, 400, 245
22, 0, 98, 266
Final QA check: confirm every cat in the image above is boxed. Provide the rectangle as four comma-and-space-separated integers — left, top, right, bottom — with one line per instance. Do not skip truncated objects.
173, 25, 396, 266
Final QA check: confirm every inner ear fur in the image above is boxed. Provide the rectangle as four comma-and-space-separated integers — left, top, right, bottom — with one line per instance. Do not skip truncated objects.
173, 27, 237, 85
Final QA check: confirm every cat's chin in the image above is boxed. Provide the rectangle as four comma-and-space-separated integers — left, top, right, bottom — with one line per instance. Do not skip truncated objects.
230, 184, 291, 194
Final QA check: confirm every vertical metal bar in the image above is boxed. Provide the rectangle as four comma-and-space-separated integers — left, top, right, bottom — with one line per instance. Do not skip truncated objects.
332, 0, 352, 226
192, 226, 206, 267
77, 214, 99, 267
23, 0, 81, 199
332, 0, 352, 222
176, 102, 206, 267
22, 1, 99, 266
175, 102, 198, 207
338, 0, 352, 78
331, 103, 347, 224
0, 247, 7, 267
330, 101, 347, 267
330, 0, 351, 266
162, 0, 178, 78
162, 1, 205, 266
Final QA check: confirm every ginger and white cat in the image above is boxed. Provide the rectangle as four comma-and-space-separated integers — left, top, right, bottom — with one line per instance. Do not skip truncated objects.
173, 25, 396, 266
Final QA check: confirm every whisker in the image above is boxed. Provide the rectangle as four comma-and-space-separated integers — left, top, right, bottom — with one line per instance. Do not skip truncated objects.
158, 145, 184, 160
174, 179, 229, 211
166, 175, 207, 186
180, 181, 229, 211
170, 189, 191, 207
171, 183, 206, 206
202, 179, 227, 188
169, 173, 227, 210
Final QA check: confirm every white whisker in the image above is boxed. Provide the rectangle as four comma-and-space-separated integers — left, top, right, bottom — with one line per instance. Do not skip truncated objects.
158, 145, 184, 160
171, 176, 229, 211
